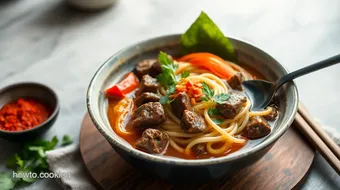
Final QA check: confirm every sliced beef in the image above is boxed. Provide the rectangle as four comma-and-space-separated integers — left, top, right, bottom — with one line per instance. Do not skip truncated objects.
192, 143, 207, 156
135, 128, 169, 154
135, 92, 160, 107
170, 92, 193, 119
136, 59, 162, 78
227, 72, 244, 91
131, 102, 166, 129
180, 110, 206, 133
263, 106, 278, 121
242, 116, 271, 139
137, 74, 159, 95
216, 92, 247, 119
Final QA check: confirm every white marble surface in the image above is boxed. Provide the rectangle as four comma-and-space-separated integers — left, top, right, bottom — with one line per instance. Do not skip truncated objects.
0, 0, 339, 189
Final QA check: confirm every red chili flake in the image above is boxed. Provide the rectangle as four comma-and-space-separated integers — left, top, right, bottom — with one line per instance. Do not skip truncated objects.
175, 78, 203, 101
0, 98, 51, 131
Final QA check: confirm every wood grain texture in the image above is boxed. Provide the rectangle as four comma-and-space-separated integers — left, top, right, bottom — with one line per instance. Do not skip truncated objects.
80, 114, 315, 190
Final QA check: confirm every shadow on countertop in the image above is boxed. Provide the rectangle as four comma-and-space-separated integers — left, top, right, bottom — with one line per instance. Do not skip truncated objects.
31, 0, 119, 28
0, 0, 20, 6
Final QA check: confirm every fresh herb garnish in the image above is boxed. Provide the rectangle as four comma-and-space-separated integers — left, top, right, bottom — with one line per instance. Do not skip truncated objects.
201, 82, 230, 104
159, 85, 176, 104
200, 97, 209, 102
1, 135, 73, 189
208, 108, 222, 116
181, 70, 190, 78
157, 52, 190, 104
156, 52, 178, 88
61, 135, 73, 146
180, 11, 236, 61
201, 82, 214, 101
214, 93, 230, 104
0, 173, 15, 190
212, 118, 224, 125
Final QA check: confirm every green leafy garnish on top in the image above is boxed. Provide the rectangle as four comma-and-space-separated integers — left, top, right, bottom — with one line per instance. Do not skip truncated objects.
201, 82, 230, 104
211, 118, 224, 125
156, 52, 178, 89
201, 82, 214, 101
159, 85, 176, 104
157, 52, 191, 104
180, 70, 190, 79
180, 11, 236, 61
214, 93, 231, 104
208, 108, 222, 116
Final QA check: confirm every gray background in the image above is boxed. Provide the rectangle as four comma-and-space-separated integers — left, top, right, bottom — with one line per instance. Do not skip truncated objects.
0, 0, 339, 189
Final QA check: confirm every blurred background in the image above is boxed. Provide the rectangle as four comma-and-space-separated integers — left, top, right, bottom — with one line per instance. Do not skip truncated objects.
0, 0, 339, 189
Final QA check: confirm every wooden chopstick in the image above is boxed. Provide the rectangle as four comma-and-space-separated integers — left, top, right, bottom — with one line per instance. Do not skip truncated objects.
294, 112, 340, 175
298, 104, 340, 160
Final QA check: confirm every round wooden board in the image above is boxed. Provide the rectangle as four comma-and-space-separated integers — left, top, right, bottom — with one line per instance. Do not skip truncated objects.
80, 114, 315, 190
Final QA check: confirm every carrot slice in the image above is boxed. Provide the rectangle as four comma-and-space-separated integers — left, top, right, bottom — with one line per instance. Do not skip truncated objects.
177, 53, 236, 79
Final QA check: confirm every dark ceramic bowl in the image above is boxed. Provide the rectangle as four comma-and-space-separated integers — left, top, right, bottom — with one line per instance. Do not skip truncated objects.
0, 82, 60, 141
87, 34, 299, 183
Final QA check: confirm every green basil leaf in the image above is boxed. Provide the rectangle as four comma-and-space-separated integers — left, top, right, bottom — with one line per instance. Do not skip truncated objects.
180, 11, 236, 61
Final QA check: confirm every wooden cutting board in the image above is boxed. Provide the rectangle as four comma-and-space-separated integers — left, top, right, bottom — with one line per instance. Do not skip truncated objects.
79, 114, 315, 190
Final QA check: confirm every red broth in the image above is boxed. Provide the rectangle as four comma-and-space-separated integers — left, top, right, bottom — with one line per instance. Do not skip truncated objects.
107, 62, 272, 159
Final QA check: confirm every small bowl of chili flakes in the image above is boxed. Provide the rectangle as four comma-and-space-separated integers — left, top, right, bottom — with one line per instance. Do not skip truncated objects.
0, 82, 59, 141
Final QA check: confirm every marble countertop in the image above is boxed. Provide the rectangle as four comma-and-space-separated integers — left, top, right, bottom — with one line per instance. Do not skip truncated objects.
0, 0, 339, 189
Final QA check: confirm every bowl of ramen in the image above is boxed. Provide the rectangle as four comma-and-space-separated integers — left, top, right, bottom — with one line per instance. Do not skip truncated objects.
87, 12, 299, 182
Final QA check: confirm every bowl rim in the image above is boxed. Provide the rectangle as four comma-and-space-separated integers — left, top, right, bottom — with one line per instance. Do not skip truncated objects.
87, 34, 299, 165
0, 82, 60, 134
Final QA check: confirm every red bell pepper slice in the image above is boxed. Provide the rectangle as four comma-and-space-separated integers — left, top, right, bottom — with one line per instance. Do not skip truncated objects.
106, 72, 139, 99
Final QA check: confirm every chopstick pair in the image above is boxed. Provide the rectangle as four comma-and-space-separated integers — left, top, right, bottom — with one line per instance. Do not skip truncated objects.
294, 104, 340, 175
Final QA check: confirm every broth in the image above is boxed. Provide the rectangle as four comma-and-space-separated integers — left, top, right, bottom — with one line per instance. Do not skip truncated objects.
106, 60, 278, 159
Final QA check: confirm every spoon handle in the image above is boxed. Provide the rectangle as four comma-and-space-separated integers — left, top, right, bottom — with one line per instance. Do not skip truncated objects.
276, 54, 340, 88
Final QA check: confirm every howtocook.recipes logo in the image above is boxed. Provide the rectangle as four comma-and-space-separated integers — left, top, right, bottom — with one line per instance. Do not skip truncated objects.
12, 171, 71, 179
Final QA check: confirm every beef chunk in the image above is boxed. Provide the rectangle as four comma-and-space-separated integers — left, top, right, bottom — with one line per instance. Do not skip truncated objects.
242, 116, 271, 139
150, 62, 162, 76
137, 75, 159, 94
136, 59, 162, 78
131, 102, 166, 129
170, 92, 193, 119
135, 128, 169, 154
192, 143, 206, 156
216, 92, 247, 119
227, 72, 244, 91
180, 110, 206, 133
135, 92, 160, 107
264, 106, 278, 121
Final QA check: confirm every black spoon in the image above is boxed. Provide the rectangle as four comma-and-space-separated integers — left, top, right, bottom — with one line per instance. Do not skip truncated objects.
242, 54, 340, 110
